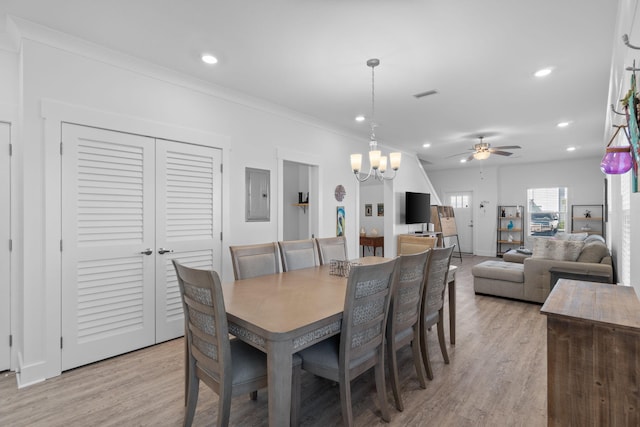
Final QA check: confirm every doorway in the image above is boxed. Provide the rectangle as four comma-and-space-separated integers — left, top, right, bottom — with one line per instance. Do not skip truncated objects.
282, 160, 314, 240
445, 191, 473, 253
0, 122, 10, 371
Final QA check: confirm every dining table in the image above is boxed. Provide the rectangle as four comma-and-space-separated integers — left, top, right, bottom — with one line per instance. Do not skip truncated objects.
221, 257, 457, 426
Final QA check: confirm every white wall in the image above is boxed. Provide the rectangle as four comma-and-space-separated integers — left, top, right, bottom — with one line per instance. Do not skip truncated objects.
7, 19, 437, 383
428, 157, 604, 256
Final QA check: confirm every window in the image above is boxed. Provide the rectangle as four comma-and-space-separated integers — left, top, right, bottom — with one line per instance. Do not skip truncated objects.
527, 187, 567, 236
449, 194, 469, 209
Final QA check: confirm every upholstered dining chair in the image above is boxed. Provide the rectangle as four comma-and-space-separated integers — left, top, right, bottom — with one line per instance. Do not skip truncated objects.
296, 257, 399, 426
386, 249, 431, 411
278, 239, 319, 272
229, 242, 280, 280
397, 234, 438, 255
315, 236, 349, 265
420, 245, 455, 380
173, 260, 300, 426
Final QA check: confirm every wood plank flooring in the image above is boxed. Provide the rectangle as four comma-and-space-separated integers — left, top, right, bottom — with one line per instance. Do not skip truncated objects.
0, 256, 547, 426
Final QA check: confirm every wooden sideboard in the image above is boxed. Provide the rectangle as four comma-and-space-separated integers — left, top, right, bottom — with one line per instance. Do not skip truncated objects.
359, 235, 384, 257
541, 279, 640, 426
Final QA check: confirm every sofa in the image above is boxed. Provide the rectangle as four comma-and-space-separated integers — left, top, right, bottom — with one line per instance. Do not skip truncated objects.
473, 234, 613, 303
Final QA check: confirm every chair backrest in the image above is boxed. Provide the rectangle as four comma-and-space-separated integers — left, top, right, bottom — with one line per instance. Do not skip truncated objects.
341, 258, 399, 371
397, 235, 438, 255
316, 236, 348, 264
278, 239, 319, 271
229, 242, 280, 280
173, 260, 231, 388
422, 246, 455, 320
389, 249, 431, 338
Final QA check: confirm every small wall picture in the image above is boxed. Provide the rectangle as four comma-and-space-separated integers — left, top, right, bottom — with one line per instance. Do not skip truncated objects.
365, 204, 373, 216
377, 203, 384, 216
336, 206, 345, 236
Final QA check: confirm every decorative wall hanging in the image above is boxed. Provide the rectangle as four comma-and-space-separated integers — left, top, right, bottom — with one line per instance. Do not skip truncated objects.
365, 204, 372, 216
600, 124, 633, 175
334, 184, 346, 201
336, 206, 345, 236
624, 68, 640, 191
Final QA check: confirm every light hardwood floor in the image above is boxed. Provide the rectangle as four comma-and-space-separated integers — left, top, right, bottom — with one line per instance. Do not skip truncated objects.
0, 256, 547, 426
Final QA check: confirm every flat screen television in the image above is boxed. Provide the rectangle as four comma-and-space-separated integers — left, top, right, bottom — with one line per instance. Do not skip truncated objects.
405, 192, 431, 224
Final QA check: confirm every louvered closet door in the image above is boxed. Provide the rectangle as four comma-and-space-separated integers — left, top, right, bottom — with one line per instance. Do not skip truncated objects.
61, 124, 156, 370
155, 139, 221, 342
0, 122, 10, 371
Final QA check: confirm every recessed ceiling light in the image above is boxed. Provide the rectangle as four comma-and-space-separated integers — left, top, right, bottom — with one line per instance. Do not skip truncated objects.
460, 159, 467, 163
423, 143, 431, 148
557, 121, 570, 128
566, 146, 576, 152
201, 54, 218, 65
355, 115, 365, 122
534, 68, 553, 78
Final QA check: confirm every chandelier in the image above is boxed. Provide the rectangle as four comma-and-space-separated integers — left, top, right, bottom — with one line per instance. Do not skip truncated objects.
350, 59, 401, 181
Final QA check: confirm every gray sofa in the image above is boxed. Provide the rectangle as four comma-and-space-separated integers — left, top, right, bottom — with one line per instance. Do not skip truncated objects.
473, 234, 613, 303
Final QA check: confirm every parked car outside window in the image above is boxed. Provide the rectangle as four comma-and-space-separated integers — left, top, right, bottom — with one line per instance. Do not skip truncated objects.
530, 212, 559, 236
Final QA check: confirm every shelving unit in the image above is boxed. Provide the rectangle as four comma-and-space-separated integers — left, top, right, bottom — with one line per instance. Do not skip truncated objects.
292, 203, 308, 214
497, 205, 524, 257
571, 204, 604, 237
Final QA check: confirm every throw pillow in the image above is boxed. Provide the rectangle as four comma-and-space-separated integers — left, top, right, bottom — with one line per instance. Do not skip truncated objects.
555, 232, 588, 241
576, 241, 610, 263
584, 234, 606, 245
532, 239, 585, 261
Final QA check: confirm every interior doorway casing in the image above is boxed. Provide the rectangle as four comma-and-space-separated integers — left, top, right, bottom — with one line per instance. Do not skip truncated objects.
444, 190, 474, 254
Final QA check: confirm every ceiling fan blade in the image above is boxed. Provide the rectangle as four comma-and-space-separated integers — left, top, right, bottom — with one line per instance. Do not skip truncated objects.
445, 151, 474, 158
465, 154, 475, 162
490, 150, 513, 156
492, 145, 521, 150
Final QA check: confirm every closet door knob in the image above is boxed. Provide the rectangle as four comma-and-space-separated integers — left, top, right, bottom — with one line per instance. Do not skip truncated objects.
140, 248, 153, 255
158, 248, 174, 255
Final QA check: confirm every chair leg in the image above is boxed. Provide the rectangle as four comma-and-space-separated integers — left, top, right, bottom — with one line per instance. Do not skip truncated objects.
411, 335, 427, 389
249, 391, 258, 400
184, 376, 199, 427
387, 338, 404, 412
420, 324, 434, 381
375, 357, 391, 422
339, 377, 354, 427
217, 387, 232, 427
437, 311, 450, 364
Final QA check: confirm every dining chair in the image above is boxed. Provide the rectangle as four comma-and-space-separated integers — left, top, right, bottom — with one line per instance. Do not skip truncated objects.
173, 260, 300, 426
278, 239, 319, 272
420, 245, 455, 380
229, 242, 280, 280
315, 236, 348, 265
397, 234, 438, 255
296, 257, 399, 426
385, 249, 431, 411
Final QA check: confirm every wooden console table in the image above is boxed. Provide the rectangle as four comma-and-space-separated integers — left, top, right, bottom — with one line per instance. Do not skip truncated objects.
541, 279, 640, 426
359, 235, 384, 257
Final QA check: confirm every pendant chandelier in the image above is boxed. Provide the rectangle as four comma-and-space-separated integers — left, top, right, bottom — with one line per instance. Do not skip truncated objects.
350, 59, 401, 181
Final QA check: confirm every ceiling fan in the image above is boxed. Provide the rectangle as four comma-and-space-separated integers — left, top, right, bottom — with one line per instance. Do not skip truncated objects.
450, 136, 521, 162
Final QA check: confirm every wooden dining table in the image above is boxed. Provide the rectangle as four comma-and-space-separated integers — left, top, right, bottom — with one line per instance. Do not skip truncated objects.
221, 257, 457, 426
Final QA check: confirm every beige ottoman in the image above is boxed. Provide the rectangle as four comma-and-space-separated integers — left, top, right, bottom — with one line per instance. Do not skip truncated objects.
473, 260, 525, 300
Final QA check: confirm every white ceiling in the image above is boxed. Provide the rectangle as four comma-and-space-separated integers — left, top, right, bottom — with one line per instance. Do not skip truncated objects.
0, 0, 620, 170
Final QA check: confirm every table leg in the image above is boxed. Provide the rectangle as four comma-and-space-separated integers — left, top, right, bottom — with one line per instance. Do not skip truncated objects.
448, 277, 456, 345
267, 340, 292, 427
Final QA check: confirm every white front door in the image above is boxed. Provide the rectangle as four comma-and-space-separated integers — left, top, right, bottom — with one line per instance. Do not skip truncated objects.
154, 139, 221, 342
0, 122, 11, 371
445, 191, 473, 253
61, 124, 156, 370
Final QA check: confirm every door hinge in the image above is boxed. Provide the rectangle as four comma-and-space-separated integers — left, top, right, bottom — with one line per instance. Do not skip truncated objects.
9, 334, 12, 347
60, 240, 63, 251
220, 231, 223, 241
60, 142, 63, 155
220, 163, 223, 173
9, 143, 12, 156
9, 239, 12, 251
60, 337, 63, 349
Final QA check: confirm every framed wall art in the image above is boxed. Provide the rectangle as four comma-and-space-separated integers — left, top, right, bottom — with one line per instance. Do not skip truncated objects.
336, 206, 345, 236
365, 204, 373, 216
377, 203, 384, 216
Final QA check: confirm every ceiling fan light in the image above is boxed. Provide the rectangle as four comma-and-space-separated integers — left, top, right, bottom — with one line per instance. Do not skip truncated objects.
473, 150, 490, 160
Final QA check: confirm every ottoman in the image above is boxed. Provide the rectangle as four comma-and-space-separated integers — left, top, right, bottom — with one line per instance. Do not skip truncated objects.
472, 260, 525, 300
